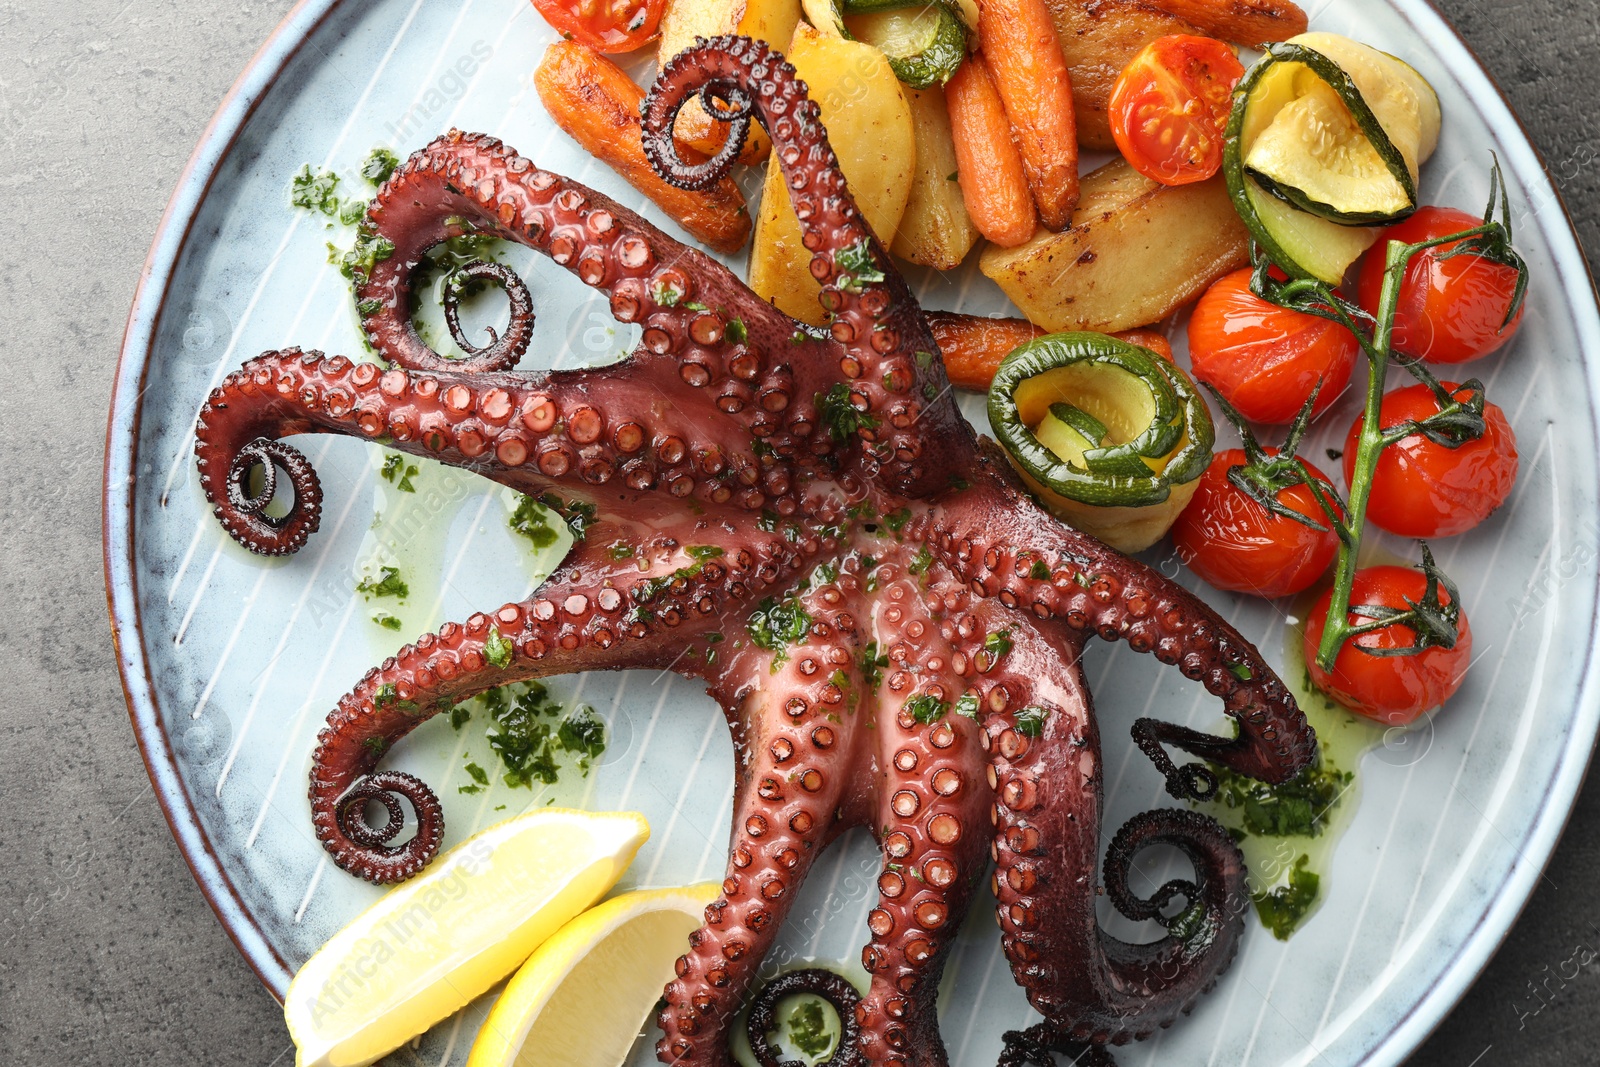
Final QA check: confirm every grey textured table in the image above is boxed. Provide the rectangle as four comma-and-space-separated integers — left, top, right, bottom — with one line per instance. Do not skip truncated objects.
1, 1, 1595, 1063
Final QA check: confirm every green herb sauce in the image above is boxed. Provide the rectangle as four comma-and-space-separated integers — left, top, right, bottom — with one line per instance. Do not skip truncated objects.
479, 681, 608, 788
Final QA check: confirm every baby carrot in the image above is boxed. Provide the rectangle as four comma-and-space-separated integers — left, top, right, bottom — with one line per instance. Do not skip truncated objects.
945, 55, 1038, 248
929, 311, 1173, 391
977, 0, 1080, 230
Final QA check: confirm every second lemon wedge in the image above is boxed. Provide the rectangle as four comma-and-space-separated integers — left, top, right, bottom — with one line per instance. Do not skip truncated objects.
285, 809, 649, 1067
467, 882, 720, 1067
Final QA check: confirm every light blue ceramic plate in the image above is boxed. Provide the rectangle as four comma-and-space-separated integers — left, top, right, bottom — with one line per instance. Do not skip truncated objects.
106, 1, 1600, 1063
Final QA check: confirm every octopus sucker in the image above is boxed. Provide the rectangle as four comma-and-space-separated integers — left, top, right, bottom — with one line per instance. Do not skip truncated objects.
193, 36, 1314, 1066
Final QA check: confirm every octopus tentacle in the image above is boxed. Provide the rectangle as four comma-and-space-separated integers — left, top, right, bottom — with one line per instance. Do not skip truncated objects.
657, 677, 868, 1066
997, 1025, 1117, 1067
193, 349, 805, 555
202, 434, 322, 556
925, 477, 1315, 798
361, 131, 757, 382
978, 616, 1246, 1044
364, 130, 845, 471
642, 39, 973, 499
856, 686, 989, 1067
661, 563, 886, 1064
746, 968, 864, 1067
440, 259, 535, 366
313, 550, 761, 883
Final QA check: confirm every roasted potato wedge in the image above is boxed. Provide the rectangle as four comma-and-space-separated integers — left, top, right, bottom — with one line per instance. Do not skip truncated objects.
659, 0, 802, 163
979, 157, 1248, 333
1044, 0, 1201, 150
890, 86, 979, 270
749, 23, 915, 323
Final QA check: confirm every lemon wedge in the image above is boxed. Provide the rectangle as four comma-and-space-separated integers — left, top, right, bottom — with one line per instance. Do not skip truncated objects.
466, 882, 720, 1067
285, 809, 650, 1067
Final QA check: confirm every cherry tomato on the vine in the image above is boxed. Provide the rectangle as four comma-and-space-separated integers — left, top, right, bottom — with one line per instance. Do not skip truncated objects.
1188, 268, 1360, 424
531, 0, 665, 53
1356, 206, 1527, 364
1343, 382, 1518, 538
1172, 449, 1342, 599
1303, 566, 1472, 724
1109, 35, 1245, 186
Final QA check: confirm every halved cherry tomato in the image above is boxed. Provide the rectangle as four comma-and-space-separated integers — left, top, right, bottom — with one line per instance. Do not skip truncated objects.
1188, 268, 1360, 424
1304, 565, 1472, 724
1342, 381, 1518, 538
1109, 35, 1245, 186
531, 0, 664, 53
1356, 206, 1527, 364
1172, 449, 1342, 599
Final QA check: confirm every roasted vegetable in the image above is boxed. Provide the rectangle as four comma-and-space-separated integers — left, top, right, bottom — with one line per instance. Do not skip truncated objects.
1043, 0, 1203, 150
1145, 0, 1305, 46
946, 53, 1037, 247
1109, 34, 1243, 186
977, 0, 1080, 229
846, 3, 968, 88
927, 311, 1170, 390
890, 86, 981, 269
748, 22, 915, 322
988, 331, 1214, 551
532, 0, 667, 52
533, 41, 751, 254
657, 0, 802, 163
979, 157, 1249, 333
1225, 33, 1441, 281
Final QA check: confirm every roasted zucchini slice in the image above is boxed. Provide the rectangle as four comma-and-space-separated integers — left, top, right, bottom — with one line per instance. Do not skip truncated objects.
988, 332, 1214, 552
1225, 33, 1440, 282
845, 3, 967, 89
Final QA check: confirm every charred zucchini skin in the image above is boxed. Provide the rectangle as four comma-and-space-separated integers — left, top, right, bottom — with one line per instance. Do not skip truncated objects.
846, 2, 967, 89
987, 332, 1214, 509
1224, 43, 1417, 277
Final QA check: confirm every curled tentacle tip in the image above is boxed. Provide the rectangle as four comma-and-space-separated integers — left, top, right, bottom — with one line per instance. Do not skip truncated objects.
1172, 762, 1220, 803
746, 968, 864, 1067
217, 436, 322, 556
640, 37, 768, 191
326, 770, 445, 885
441, 258, 534, 371
999, 1025, 1118, 1067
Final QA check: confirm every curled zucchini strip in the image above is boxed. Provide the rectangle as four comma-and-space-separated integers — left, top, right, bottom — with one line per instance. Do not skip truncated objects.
987, 332, 1214, 552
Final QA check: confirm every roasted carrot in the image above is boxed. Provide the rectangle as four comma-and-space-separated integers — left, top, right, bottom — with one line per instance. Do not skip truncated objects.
929, 311, 1044, 390
1118, 328, 1176, 361
534, 41, 751, 254
1145, 0, 1306, 45
929, 311, 1173, 390
945, 56, 1038, 248
977, 0, 1080, 230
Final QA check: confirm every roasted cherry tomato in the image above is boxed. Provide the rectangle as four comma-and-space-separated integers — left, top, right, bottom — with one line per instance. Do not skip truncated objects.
1356, 206, 1527, 364
531, 0, 664, 53
1172, 449, 1342, 599
1188, 268, 1360, 424
1109, 35, 1245, 186
1304, 565, 1472, 724
1343, 381, 1518, 538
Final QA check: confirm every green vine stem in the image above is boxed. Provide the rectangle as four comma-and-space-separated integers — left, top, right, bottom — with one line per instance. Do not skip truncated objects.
1242, 157, 1527, 673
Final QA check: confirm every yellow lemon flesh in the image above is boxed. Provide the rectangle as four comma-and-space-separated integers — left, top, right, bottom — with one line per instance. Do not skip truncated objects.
285, 809, 650, 1067
467, 883, 721, 1067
